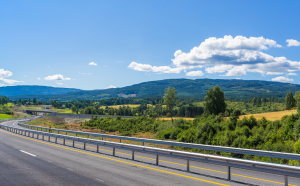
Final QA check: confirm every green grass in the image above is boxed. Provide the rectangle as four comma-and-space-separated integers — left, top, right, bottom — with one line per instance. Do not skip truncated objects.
0, 114, 14, 119
0, 103, 13, 108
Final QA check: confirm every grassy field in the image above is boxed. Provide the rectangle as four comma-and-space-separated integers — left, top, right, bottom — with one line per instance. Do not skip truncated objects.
0, 114, 14, 119
240, 110, 298, 121
157, 117, 195, 121
100, 104, 142, 109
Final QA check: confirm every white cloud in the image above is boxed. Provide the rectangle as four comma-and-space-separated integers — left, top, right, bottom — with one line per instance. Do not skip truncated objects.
56, 82, 63, 85
128, 35, 300, 77
186, 70, 204, 76
0, 69, 20, 85
205, 65, 233, 73
0, 69, 13, 78
271, 76, 293, 82
38, 77, 40, 80
44, 74, 71, 81
128, 62, 182, 74
0, 83, 6, 87
105, 85, 116, 89
89, 62, 97, 66
287, 73, 297, 76
235, 77, 241, 79
286, 39, 300, 47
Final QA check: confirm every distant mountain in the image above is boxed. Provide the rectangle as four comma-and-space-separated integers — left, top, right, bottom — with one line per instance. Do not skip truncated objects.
0, 85, 81, 98
5, 79, 300, 101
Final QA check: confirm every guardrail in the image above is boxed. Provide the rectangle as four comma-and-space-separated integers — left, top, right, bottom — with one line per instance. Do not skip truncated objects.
18, 123, 300, 163
1, 122, 299, 186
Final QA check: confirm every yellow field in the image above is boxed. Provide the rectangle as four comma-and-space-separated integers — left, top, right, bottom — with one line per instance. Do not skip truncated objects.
99, 104, 141, 109
157, 117, 195, 121
240, 110, 298, 121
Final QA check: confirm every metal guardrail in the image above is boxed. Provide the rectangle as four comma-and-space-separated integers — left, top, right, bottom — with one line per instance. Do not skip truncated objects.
1, 122, 300, 186
18, 123, 300, 163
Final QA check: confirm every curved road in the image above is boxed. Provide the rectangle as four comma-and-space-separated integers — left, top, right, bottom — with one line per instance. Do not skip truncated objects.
1, 119, 299, 186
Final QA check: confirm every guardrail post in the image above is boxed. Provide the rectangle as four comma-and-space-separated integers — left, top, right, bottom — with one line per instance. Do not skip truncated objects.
213, 150, 215, 155
270, 157, 273, 163
113, 147, 115, 156
55, 137, 57, 144
97, 144, 99, 152
63, 139, 65, 145
42, 135, 44, 140
73, 140, 75, 147
156, 155, 159, 165
142, 142, 144, 146
187, 159, 190, 172
120, 139, 121, 143
48, 136, 50, 142
227, 166, 231, 180
76, 133, 77, 137
84, 142, 86, 150
284, 175, 288, 186
88, 135, 89, 138
58, 131, 59, 134
37, 134, 39, 139
132, 151, 134, 160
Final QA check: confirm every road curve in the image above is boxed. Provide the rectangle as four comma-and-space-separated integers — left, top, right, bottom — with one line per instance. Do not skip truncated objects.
1, 119, 300, 186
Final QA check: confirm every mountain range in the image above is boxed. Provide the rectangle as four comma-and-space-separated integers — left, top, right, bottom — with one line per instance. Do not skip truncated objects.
2, 79, 300, 101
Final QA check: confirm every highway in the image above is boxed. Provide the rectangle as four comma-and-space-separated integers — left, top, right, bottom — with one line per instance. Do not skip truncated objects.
1, 120, 300, 186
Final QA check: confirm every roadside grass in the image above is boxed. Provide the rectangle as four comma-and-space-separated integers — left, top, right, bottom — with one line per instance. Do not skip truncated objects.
0, 114, 14, 119
0, 113, 25, 119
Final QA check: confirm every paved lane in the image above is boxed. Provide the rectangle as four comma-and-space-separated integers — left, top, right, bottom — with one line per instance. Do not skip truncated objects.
2, 120, 300, 186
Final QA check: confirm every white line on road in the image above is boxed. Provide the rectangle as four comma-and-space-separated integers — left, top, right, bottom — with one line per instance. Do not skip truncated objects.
20, 150, 36, 157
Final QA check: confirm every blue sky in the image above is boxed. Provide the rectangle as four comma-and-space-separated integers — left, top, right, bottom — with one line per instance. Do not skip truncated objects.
0, 0, 300, 90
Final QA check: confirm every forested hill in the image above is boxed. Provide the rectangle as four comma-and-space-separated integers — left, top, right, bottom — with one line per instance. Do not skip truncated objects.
0, 85, 81, 97
5, 79, 300, 101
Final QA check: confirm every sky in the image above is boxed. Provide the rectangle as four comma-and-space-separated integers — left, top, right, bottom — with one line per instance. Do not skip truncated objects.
0, 0, 300, 90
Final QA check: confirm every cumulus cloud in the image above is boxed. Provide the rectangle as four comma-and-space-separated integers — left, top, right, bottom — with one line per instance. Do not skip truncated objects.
128, 35, 300, 77
0, 83, 6, 87
128, 62, 182, 73
272, 76, 293, 82
56, 82, 63, 85
105, 85, 116, 89
89, 62, 97, 66
287, 73, 297, 76
186, 70, 204, 76
286, 39, 300, 47
44, 74, 71, 81
0, 69, 21, 85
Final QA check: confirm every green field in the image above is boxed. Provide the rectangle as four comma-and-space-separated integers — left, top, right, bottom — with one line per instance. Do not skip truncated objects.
0, 114, 14, 119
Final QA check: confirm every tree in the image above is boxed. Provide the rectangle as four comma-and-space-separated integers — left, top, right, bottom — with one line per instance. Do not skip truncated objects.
257, 97, 261, 107
71, 105, 78, 114
252, 97, 257, 106
33, 98, 37, 105
295, 91, 300, 113
152, 99, 156, 105
163, 87, 177, 122
204, 85, 226, 115
285, 92, 296, 110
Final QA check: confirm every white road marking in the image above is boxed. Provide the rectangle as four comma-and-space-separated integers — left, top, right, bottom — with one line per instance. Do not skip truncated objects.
96, 178, 104, 182
20, 150, 36, 157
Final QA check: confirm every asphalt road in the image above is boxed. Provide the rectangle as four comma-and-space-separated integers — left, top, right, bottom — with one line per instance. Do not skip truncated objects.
1, 120, 300, 186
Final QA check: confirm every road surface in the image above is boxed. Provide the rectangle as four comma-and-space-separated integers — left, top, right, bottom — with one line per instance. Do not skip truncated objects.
1, 120, 299, 186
